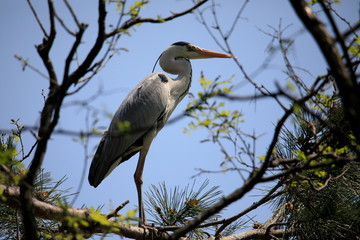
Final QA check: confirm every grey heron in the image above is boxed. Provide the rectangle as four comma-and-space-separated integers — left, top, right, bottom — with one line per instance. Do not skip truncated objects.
88, 41, 234, 225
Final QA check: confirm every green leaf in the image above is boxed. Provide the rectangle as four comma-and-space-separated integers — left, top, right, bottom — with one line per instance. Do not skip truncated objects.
296, 150, 307, 161
157, 15, 165, 23
335, 146, 349, 155
222, 86, 233, 94
290, 181, 298, 187
314, 169, 327, 178
286, 81, 296, 92
349, 44, 360, 57
129, 1, 148, 16
199, 76, 213, 89
219, 110, 231, 117
292, 103, 301, 114
90, 207, 110, 225
199, 119, 212, 127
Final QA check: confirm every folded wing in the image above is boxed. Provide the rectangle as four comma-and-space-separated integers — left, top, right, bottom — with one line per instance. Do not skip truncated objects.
88, 73, 169, 187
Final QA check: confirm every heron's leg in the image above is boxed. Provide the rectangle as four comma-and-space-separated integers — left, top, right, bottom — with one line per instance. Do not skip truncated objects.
134, 129, 156, 226
134, 150, 148, 226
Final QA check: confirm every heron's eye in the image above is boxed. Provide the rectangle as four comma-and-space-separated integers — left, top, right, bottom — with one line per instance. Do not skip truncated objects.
186, 45, 196, 52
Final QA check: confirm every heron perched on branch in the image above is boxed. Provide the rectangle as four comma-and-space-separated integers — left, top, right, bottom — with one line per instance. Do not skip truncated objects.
88, 41, 234, 224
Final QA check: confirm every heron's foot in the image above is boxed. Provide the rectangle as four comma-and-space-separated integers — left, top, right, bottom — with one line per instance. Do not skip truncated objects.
139, 222, 158, 238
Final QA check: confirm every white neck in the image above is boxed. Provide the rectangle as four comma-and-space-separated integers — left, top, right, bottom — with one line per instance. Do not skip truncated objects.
159, 50, 192, 79
159, 48, 192, 110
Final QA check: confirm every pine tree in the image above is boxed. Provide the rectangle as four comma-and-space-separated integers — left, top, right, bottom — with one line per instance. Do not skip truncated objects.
273, 96, 360, 239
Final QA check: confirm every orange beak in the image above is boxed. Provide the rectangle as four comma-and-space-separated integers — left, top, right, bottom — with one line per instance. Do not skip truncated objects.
196, 48, 235, 59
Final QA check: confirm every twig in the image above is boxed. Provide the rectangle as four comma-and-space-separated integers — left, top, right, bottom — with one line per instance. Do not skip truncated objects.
68, 51, 115, 95
197, 0, 270, 97
0, 127, 98, 138
342, 21, 360, 39
64, 0, 81, 28
276, 22, 309, 93
14, 55, 49, 80
21, 141, 38, 162
311, 166, 349, 191
54, 11, 76, 36
107, 200, 130, 219
26, 0, 48, 37
226, 0, 249, 39
195, 4, 227, 52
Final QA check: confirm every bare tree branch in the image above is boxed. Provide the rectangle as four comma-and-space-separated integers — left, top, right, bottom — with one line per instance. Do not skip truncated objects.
26, 0, 48, 37
64, 0, 81, 28
106, 0, 209, 38
13, 55, 49, 80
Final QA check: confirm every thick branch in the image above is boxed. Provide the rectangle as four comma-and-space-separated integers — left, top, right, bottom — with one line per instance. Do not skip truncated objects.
21, 1, 59, 238
1, 184, 87, 221
0, 184, 166, 239
1, 183, 295, 240
28, 0, 57, 184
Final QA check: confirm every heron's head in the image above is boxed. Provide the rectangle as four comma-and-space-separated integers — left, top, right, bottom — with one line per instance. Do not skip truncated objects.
167, 41, 235, 59
156, 42, 235, 75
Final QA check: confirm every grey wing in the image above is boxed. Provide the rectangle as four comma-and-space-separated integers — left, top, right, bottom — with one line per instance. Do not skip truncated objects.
88, 73, 169, 187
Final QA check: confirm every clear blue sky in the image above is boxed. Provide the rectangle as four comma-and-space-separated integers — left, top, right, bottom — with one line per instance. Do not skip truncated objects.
0, 0, 356, 238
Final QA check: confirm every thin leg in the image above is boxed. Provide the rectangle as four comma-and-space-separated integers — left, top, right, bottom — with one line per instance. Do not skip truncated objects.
134, 129, 156, 226
134, 150, 148, 226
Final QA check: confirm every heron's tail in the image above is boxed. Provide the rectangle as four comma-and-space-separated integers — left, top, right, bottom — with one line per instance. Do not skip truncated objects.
88, 132, 108, 187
